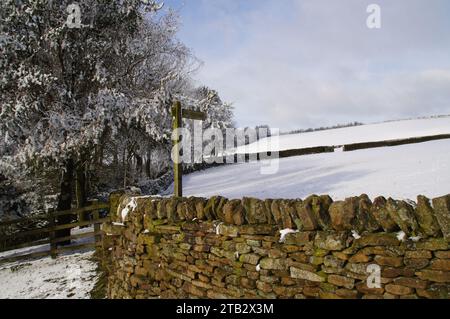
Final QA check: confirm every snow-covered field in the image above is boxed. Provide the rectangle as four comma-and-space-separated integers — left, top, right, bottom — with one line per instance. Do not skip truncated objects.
0, 251, 97, 299
235, 116, 450, 153
182, 139, 450, 201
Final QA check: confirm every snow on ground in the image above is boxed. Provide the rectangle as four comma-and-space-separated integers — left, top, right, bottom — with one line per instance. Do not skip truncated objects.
181, 139, 450, 201
0, 227, 98, 299
235, 117, 450, 153
0, 251, 97, 299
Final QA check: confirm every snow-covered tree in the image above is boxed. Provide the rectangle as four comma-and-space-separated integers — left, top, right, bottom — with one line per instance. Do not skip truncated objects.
0, 0, 186, 219
190, 86, 234, 130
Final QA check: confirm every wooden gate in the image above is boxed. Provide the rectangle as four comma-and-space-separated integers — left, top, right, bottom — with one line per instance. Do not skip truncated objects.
0, 202, 110, 264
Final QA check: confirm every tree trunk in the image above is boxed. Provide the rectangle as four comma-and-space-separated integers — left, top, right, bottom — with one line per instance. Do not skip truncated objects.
75, 161, 90, 224
75, 164, 87, 209
97, 144, 104, 167
145, 150, 151, 178
122, 146, 127, 188
136, 154, 143, 177
56, 159, 74, 246
113, 146, 119, 166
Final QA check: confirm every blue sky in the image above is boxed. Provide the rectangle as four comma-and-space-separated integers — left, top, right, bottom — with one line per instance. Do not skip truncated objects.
161, 0, 450, 130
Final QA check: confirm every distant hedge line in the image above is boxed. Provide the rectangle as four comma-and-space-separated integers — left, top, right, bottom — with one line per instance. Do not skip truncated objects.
226, 146, 335, 162
342, 134, 450, 152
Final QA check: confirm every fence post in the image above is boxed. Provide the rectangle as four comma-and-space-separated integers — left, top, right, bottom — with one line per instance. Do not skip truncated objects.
172, 101, 183, 197
48, 210, 57, 259
93, 210, 101, 247
78, 207, 84, 224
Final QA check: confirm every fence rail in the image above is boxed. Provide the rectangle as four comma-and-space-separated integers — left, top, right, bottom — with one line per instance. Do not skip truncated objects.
0, 202, 110, 264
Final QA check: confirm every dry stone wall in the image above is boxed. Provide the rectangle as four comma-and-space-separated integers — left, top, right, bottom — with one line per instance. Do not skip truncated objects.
102, 192, 450, 299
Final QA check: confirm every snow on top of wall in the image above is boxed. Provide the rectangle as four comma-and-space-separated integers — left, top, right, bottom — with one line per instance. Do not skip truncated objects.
279, 229, 299, 243
117, 195, 161, 222
215, 222, 224, 235
397, 231, 406, 241
119, 197, 138, 222
351, 230, 362, 239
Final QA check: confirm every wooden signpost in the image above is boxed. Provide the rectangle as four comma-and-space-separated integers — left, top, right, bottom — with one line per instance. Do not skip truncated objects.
172, 101, 206, 197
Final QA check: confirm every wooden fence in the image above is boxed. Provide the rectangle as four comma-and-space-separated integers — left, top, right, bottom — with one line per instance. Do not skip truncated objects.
0, 202, 110, 264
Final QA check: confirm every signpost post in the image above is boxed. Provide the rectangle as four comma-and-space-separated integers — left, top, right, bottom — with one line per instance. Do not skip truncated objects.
171, 101, 206, 197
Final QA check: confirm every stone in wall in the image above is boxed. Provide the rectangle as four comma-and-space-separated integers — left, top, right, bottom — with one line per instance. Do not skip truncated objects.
370, 197, 398, 232
432, 195, 450, 241
294, 200, 318, 231
386, 198, 418, 236
415, 196, 441, 237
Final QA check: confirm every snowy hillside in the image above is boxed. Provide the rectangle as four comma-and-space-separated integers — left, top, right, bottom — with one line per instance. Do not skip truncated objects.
181, 139, 450, 201
235, 117, 450, 153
